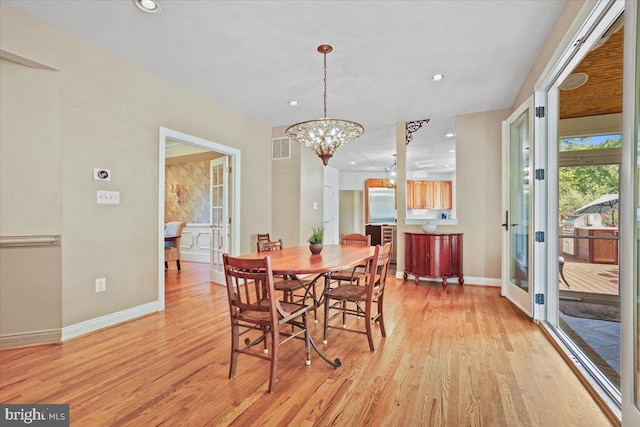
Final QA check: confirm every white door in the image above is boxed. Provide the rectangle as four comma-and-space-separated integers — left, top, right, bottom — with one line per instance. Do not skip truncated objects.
324, 184, 337, 244
210, 156, 229, 284
502, 96, 535, 316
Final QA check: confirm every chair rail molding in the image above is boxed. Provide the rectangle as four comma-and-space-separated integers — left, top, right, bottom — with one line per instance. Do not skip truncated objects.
0, 235, 60, 248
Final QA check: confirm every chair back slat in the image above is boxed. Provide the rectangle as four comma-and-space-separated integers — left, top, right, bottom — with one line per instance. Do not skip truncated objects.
257, 233, 271, 243
375, 242, 393, 292
362, 245, 381, 297
340, 233, 371, 247
257, 239, 283, 253
223, 255, 276, 318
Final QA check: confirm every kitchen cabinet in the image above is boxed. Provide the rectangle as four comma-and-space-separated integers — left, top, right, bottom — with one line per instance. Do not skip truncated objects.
403, 232, 463, 287
432, 181, 452, 209
575, 227, 619, 264
366, 178, 388, 188
406, 180, 452, 209
407, 180, 416, 209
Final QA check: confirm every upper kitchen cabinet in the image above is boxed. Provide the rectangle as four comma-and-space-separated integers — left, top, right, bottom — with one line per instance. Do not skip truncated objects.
407, 180, 452, 210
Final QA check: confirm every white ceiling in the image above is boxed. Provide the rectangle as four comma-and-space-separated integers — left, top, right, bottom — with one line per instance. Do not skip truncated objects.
4, 0, 565, 172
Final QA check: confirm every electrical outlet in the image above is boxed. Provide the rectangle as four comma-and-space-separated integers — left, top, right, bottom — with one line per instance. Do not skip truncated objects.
95, 278, 106, 293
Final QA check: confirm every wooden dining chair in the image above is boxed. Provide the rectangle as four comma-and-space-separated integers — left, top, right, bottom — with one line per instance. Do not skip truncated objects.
257, 240, 314, 306
257, 233, 271, 244
223, 254, 311, 393
164, 221, 186, 270
323, 242, 392, 351
330, 233, 372, 286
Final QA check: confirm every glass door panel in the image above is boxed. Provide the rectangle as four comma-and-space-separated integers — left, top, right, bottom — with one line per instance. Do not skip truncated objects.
510, 110, 531, 291
557, 158, 620, 390
502, 96, 534, 316
210, 156, 228, 284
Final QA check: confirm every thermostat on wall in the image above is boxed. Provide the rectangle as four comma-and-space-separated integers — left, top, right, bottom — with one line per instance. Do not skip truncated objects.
93, 168, 111, 181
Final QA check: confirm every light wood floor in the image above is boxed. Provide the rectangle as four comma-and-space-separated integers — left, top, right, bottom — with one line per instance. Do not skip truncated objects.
0, 262, 612, 426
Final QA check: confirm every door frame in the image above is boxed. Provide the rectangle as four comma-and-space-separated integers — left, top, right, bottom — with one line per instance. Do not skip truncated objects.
532, 0, 628, 417
158, 127, 241, 310
501, 95, 535, 316
209, 156, 230, 285
620, 0, 639, 423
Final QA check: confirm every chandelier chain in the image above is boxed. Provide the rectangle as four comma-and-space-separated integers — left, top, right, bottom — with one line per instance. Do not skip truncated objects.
323, 52, 327, 118
285, 44, 364, 166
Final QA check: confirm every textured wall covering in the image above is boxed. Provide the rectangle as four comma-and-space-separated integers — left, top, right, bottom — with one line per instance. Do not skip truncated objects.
165, 161, 210, 223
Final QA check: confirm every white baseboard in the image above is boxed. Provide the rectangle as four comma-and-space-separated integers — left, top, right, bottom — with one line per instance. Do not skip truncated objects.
61, 301, 160, 341
0, 329, 61, 349
181, 252, 209, 263
396, 271, 501, 287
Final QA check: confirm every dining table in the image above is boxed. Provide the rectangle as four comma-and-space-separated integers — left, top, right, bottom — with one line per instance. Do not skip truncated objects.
237, 244, 376, 368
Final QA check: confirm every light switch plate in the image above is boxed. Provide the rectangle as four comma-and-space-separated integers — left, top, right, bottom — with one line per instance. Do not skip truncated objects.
93, 168, 111, 181
97, 191, 120, 204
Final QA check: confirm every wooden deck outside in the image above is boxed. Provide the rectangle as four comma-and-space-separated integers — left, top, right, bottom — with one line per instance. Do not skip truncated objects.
559, 256, 619, 296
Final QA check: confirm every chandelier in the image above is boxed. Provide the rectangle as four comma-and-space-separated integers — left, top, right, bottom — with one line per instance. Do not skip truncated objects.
286, 45, 364, 166
385, 154, 397, 186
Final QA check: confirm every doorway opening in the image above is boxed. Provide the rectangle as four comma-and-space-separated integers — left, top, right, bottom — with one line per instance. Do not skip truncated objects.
557, 135, 621, 390
551, 8, 624, 400
158, 127, 241, 310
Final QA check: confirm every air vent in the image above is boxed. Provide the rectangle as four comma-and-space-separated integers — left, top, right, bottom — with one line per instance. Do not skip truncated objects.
272, 137, 291, 160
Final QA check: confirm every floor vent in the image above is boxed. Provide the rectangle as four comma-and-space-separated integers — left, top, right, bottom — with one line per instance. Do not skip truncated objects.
272, 137, 291, 160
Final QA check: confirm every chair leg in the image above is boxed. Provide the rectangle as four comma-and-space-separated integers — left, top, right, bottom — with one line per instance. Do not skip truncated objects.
268, 325, 279, 393
262, 326, 269, 354
229, 321, 239, 380
559, 260, 570, 288
377, 295, 386, 337
312, 281, 318, 323
176, 259, 181, 271
342, 301, 347, 327
323, 297, 330, 345
303, 312, 311, 366
365, 303, 375, 352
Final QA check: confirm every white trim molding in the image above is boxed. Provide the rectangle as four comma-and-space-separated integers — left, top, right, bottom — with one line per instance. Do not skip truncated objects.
61, 301, 159, 341
0, 329, 61, 349
396, 271, 500, 287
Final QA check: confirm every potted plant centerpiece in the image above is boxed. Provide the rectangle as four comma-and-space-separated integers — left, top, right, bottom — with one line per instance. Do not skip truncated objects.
308, 226, 324, 254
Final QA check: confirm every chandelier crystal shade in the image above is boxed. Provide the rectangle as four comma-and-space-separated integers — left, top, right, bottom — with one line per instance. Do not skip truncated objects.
286, 45, 364, 166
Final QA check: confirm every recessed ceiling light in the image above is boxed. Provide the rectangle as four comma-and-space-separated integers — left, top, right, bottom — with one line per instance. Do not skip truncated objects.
559, 73, 589, 90
288, 100, 299, 106
133, 0, 161, 13
431, 74, 444, 82
449, 149, 456, 153
415, 161, 434, 168
350, 161, 356, 165
444, 164, 450, 167
445, 133, 455, 138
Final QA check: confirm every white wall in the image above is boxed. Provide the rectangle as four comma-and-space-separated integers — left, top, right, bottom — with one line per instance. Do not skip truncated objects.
0, 3, 272, 334
339, 171, 386, 190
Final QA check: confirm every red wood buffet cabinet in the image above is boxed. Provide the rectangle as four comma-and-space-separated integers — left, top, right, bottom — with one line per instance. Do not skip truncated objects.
403, 232, 464, 287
